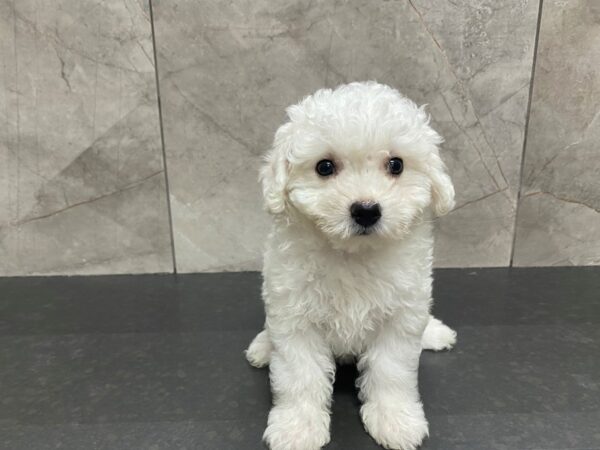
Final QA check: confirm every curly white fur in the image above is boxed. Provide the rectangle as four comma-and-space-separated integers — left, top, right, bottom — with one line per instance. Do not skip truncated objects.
246, 82, 456, 450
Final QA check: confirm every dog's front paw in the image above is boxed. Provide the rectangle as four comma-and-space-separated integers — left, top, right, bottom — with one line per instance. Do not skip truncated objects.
361, 400, 428, 450
264, 404, 330, 450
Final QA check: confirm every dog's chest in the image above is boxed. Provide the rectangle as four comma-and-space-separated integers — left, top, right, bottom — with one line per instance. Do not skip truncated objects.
265, 225, 433, 355
301, 258, 409, 355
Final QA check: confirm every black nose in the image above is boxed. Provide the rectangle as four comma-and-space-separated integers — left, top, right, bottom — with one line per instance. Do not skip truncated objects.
350, 202, 381, 228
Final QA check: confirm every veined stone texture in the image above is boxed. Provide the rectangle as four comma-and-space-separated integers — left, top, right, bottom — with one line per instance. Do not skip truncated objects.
5, 0, 596, 275
153, 0, 539, 272
0, 0, 173, 275
513, 0, 600, 266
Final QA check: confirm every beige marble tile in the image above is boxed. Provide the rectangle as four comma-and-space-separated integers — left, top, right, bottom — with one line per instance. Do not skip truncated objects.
153, 0, 539, 272
0, 0, 173, 275
513, 0, 600, 266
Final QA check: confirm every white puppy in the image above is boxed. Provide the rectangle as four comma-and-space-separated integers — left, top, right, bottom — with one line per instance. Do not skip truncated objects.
246, 82, 457, 450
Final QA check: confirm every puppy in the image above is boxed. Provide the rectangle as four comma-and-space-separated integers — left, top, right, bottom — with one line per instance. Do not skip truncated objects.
246, 82, 457, 450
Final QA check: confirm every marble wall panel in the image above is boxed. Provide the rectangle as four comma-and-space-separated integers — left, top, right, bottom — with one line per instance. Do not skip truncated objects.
0, 0, 173, 275
513, 0, 600, 266
3, 0, 597, 274
153, 0, 540, 272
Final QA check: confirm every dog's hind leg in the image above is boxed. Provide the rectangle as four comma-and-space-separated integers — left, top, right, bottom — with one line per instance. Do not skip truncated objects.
245, 328, 273, 368
421, 315, 456, 351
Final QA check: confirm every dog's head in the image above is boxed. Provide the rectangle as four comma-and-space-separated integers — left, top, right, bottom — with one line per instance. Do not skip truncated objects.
260, 82, 454, 249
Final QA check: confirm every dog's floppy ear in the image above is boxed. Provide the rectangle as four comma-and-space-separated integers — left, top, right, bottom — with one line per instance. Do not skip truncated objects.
427, 148, 455, 217
260, 124, 292, 214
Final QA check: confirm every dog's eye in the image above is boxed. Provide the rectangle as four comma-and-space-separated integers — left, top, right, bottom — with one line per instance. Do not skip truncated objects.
388, 157, 404, 176
316, 159, 335, 177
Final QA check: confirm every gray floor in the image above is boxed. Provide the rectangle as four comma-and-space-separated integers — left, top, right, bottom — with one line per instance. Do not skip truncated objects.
0, 267, 599, 450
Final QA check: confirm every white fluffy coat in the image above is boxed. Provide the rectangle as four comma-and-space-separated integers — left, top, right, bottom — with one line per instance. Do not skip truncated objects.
246, 82, 457, 450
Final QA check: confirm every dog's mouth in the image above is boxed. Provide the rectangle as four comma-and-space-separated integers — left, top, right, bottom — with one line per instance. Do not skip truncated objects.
356, 225, 376, 236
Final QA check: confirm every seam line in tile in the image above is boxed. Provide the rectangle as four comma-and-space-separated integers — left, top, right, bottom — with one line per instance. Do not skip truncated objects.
510, 0, 545, 267
149, 0, 177, 274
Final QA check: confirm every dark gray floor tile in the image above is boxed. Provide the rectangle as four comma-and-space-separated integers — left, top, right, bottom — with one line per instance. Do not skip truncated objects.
0, 420, 266, 450
420, 324, 600, 415
424, 412, 600, 450
0, 273, 264, 335
432, 267, 600, 327
0, 331, 271, 425
0, 267, 599, 449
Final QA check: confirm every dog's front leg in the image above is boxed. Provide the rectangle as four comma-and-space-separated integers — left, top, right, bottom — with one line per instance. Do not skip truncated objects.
264, 326, 334, 450
358, 321, 428, 450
